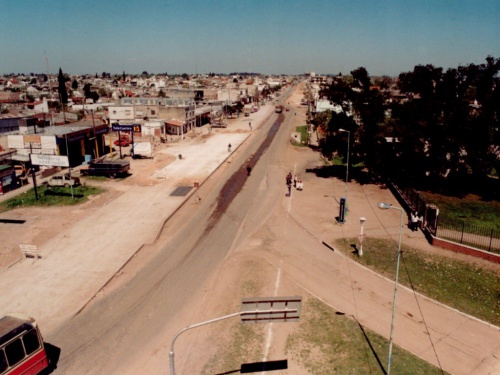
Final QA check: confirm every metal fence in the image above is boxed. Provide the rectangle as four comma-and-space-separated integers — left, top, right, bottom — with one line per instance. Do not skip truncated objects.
435, 217, 500, 254
393, 183, 500, 255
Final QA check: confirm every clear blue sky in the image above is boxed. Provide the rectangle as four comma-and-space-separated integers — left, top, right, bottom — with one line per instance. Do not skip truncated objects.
1, 0, 498, 77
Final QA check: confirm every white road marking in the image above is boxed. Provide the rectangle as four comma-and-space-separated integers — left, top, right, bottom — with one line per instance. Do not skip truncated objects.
262, 266, 282, 370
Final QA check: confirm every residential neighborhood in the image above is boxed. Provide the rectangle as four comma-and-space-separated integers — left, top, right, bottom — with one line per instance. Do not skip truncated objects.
0, 72, 292, 192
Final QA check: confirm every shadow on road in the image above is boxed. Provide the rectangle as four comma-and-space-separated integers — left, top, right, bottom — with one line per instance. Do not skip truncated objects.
39, 342, 61, 374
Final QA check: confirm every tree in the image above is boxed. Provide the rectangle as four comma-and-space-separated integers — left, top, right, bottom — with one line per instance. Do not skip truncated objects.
351, 67, 371, 91
318, 112, 357, 161
83, 83, 100, 103
72, 79, 78, 90
58, 67, 68, 122
319, 77, 352, 112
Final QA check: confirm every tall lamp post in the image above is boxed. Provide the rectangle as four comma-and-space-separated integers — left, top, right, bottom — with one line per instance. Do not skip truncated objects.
377, 202, 403, 375
338, 128, 350, 200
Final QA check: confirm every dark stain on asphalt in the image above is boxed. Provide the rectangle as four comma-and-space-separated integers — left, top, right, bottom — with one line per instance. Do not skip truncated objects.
204, 114, 285, 234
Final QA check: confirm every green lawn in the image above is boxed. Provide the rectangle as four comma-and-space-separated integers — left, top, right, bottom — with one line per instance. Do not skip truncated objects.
0, 184, 104, 213
285, 298, 447, 375
419, 191, 500, 230
292, 125, 308, 146
335, 237, 500, 326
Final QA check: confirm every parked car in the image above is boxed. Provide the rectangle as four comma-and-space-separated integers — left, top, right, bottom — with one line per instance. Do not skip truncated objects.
114, 136, 131, 147
211, 120, 227, 128
244, 112, 250, 117
43, 174, 81, 187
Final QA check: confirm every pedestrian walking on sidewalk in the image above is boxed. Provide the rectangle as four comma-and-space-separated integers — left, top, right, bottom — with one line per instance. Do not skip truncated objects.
286, 178, 292, 197
228, 143, 232, 152
249, 122, 252, 130
246, 164, 252, 176
293, 175, 298, 187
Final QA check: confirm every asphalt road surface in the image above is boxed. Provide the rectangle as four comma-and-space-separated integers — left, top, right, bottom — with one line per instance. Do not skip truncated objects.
50, 95, 295, 373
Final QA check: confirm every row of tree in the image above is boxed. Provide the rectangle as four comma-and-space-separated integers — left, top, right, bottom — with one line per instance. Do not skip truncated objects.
315, 57, 500, 193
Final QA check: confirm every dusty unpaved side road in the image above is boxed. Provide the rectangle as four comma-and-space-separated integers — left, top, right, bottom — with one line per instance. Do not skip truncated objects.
1, 85, 499, 375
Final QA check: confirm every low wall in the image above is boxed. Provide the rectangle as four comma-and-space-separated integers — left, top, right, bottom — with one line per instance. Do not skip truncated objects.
427, 230, 500, 264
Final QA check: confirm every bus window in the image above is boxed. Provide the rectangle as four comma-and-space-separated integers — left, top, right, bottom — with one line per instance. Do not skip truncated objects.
23, 329, 41, 355
5, 339, 24, 367
0, 350, 7, 373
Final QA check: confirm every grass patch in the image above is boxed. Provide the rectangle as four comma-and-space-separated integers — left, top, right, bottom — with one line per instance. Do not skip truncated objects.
0, 184, 104, 213
201, 322, 264, 375
292, 125, 308, 146
286, 297, 447, 374
335, 237, 500, 326
420, 191, 500, 230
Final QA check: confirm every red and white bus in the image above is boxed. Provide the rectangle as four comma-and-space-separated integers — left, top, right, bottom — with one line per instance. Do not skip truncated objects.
0, 315, 49, 375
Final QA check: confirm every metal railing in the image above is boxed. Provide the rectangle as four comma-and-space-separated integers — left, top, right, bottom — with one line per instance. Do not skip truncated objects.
435, 217, 500, 254
392, 182, 500, 255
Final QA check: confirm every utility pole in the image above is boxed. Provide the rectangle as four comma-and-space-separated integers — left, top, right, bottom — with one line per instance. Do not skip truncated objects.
91, 110, 99, 158
45, 51, 54, 128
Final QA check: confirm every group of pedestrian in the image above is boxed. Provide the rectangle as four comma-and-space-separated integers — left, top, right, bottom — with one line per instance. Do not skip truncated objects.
286, 172, 304, 196
409, 211, 423, 231
293, 174, 303, 190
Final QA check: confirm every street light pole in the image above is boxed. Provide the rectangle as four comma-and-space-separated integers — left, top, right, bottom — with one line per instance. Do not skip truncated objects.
359, 217, 366, 256
338, 128, 350, 200
377, 202, 403, 375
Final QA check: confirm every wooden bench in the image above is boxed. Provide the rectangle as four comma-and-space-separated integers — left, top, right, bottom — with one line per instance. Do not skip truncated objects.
19, 245, 41, 259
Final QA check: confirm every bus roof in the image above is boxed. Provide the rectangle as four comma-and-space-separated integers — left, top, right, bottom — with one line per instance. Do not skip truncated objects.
0, 315, 36, 343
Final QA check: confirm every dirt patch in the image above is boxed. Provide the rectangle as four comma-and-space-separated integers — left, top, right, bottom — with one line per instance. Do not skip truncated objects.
0, 188, 121, 268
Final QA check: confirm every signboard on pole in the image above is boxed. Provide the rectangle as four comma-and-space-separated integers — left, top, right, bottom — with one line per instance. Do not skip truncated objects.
30, 154, 69, 167
240, 296, 302, 323
339, 197, 346, 223
112, 123, 141, 132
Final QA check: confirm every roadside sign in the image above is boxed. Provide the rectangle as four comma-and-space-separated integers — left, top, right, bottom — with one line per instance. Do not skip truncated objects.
240, 296, 302, 323
30, 154, 69, 167
112, 123, 141, 132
